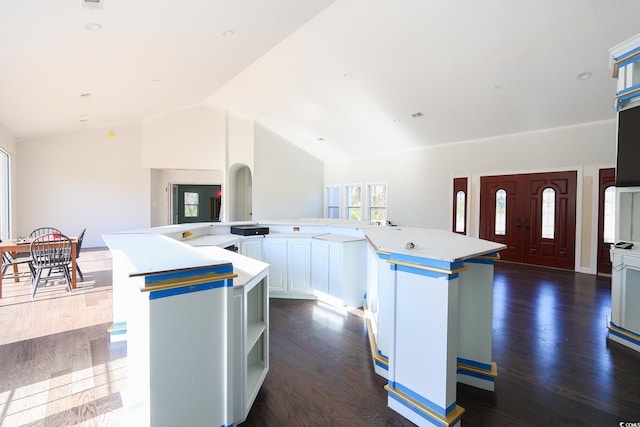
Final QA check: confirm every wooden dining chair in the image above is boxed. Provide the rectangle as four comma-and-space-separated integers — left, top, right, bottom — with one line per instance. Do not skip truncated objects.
29, 227, 62, 238
29, 234, 73, 298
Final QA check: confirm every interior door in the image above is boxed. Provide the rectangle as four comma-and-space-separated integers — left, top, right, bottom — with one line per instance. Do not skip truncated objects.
480, 171, 576, 270
174, 184, 222, 224
597, 168, 616, 275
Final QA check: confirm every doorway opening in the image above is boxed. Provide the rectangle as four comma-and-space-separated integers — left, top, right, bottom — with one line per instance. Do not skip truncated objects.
171, 184, 222, 224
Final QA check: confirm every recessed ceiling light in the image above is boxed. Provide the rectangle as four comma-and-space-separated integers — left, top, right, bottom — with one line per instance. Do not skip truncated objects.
222, 30, 234, 36
393, 118, 400, 123
343, 73, 353, 79
79, 114, 88, 122
80, 93, 91, 98
577, 71, 592, 80
85, 23, 102, 31
411, 112, 423, 118
494, 84, 503, 90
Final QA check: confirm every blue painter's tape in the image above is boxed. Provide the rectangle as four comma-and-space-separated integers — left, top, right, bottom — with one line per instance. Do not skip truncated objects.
144, 264, 233, 285
609, 321, 640, 345
389, 381, 456, 416
464, 257, 494, 265
390, 253, 463, 271
375, 359, 389, 371
109, 321, 127, 335
396, 263, 458, 280
457, 357, 492, 372
617, 83, 640, 96
614, 44, 640, 62
377, 348, 389, 359
377, 252, 391, 260
457, 369, 496, 382
149, 279, 230, 300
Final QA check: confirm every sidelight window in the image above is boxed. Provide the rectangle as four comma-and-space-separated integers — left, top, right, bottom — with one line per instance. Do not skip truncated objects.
452, 177, 468, 234
455, 191, 466, 233
495, 189, 506, 235
603, 186, 616, 243
541, 188, 555, 239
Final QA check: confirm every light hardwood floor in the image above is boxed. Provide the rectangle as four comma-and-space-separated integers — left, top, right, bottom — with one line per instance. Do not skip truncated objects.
0, 249, 127, 426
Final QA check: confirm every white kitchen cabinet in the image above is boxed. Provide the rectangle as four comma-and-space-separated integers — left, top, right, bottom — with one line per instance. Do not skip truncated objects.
240, 236, 264, 261
311, 235, 366, 308
609, 187, 640, 352
287, 238, 312, 295
262, 238, 288, 293
262, 237, 313, 298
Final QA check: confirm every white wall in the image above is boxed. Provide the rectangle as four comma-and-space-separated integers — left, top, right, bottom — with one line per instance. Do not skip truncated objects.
253, 124, 323, 220
142, 104, 226, 170
16, 124, 150, 248
325, 120, 617, 272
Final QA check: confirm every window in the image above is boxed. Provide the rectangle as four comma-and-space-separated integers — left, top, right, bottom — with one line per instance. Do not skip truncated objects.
452, 177, 468, 234
495, 189, 506, 235
184, 192, 199, 217
541, 188, 555, 239
368, 183, 387, 223
345, 185, 362, 220
603, 186, 616, 244
326, 186, 340, 219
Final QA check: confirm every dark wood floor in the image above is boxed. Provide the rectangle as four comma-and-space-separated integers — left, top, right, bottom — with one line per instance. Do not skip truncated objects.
244, 262, 640, 427
1, 253, 639, 426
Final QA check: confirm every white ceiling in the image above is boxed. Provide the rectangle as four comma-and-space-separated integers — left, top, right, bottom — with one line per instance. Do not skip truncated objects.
1, 0, 639, 162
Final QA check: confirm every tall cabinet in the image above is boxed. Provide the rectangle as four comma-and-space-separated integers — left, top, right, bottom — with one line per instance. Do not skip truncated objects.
608, 33, 640, 352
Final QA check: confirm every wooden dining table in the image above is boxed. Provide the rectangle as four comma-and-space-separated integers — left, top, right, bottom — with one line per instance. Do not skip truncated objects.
0, 237, 77, 298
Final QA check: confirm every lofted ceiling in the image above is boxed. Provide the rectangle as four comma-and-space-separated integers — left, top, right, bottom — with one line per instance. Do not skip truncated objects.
1, 0, 639, 162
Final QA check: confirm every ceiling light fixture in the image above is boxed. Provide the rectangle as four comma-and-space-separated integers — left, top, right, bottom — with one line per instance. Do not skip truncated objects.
85, 23, 102, 31
79, 114, 88, 122
494, 84, 503, 90
222, 30, 234, 36
577, 71, 592, 80
343, 73, 353, 79
411, 112, 424, 118
80, 93, 91, 98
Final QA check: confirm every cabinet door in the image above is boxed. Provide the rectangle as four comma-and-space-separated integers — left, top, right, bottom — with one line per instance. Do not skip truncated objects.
241, 238, 263, 261
287, 239, 312, 293
262, 239, 287, 292
311, 240, 330, 295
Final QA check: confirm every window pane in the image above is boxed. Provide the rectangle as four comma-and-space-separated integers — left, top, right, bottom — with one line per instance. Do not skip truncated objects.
368, 183, 387, 222
348, 207, 361, 220
370, 208, 386, 221
184, 192, 199, 217
495, 189, 506, 235
455, 191, 465, 233
346, 186, 361, 206
541, 188, 555, 239
326, 186, 340, 218
346, 185, 362, 220
604, 186, 616, 243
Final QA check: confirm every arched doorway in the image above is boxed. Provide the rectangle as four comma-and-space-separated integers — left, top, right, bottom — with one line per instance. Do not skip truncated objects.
228, 163, 253, 222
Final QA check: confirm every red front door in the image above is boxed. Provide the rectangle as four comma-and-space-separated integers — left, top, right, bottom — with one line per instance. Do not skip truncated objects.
480, 171, 577, 270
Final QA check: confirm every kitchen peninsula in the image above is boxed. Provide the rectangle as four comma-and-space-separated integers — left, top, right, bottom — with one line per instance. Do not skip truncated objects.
103, 219, 504, 427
